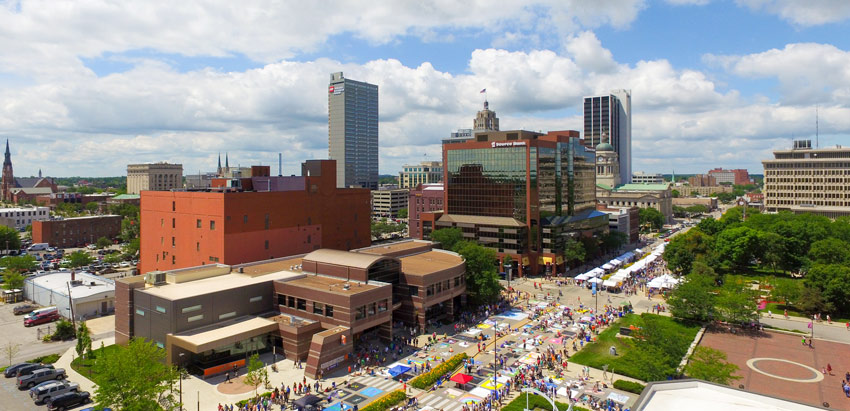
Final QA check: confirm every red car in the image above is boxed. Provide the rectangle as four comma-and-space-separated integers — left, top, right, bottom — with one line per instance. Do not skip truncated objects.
24, 311, 59, 327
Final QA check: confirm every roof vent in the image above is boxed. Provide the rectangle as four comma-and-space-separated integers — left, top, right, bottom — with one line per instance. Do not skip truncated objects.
343, 283, 350, 290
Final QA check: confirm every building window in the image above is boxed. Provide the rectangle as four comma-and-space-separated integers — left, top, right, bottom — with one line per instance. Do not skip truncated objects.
355, 306, 366, 320
313, 302, 324, 315
172, 201, 175, 211
264, 240, 269, 250
243, 215, 248, 224
135, 309, 145, 316
408, 286, 419, 296
196, 219, 201, 228
210, 220, 215, 230
277, 294, 286, 306
155, 306, 166, 314
172, 237, 175, 247
172, 255, 175, 264
182, 305, 202, 313
172, 218, 175, 228
264, 214, 270, 230
368, 303, 376, 316
296, 298, 306, 311
249, 296, 263, 303
187, 314, 204, 322
196, 242, 200, 251
377, 300, 388, 312
288, 296, 295, 308
325, 305, 334, 317
219, 312, 236, 320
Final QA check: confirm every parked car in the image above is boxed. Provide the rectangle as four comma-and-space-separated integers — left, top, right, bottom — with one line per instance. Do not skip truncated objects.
16, 367, 64, 388
4, 363, 32, 378
24, 309, 60, 327
13, 304, 38, 315
13, 363, 54, 378
46, 390, 90, 411
32, 380, 79, 404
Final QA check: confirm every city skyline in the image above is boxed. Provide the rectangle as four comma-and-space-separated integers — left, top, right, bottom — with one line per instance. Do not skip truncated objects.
1, 1, 849, 176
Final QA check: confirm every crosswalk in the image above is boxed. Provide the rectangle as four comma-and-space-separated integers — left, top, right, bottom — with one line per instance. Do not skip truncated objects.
417, 392, 465, 411
351, 375, 402, 391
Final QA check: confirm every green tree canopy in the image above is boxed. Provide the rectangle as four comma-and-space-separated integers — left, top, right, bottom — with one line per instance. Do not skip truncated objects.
0, 225, 21, 252
671, 189, 680, 198
684, 346, 741, 385
243, 353, 269, 396
68, 250, 94, 268
85, 201, 100, 214
667, 273, 716, 322
397, 208, 408, 219
716, 284, 758, 324
1, 269, 25, 290
639, 208, 665, 231
806, 263, 850, 314
771, 278, 803, 307
431, 228, 463, 251
601, 231, 628, 253
455, 241, 501, 305
714, 226, 760, 269
0, 255, 36, 273
563, 238, 586, 268
96, 236, 112, 249
92, 338, 178, 410
808, 238, 850, 265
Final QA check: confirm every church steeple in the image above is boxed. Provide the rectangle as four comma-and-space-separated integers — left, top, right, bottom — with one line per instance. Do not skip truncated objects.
217, 153, 222, 175
225, 153, 229, 169
2, 139, 14, 202
3, 139, 10, 167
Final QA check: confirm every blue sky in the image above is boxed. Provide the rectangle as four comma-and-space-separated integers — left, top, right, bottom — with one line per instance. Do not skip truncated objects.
1, 0, 850, 177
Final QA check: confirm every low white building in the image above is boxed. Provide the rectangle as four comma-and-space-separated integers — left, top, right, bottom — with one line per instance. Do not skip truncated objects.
24, 271, 115, 320
0, 206, 49, 230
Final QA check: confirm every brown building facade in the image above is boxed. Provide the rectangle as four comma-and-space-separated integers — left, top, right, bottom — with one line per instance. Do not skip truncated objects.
33, 215, 122, 248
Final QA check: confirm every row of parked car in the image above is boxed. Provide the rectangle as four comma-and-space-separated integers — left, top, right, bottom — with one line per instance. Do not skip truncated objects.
12, 305, 60, 327
4, 363, 91, 411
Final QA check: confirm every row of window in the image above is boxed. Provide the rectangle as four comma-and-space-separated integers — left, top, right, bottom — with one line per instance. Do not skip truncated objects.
277, 294, 335, 318
422, 276, 465, 297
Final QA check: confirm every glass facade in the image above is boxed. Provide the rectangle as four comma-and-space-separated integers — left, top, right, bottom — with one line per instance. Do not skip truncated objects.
446, 147, 528, 220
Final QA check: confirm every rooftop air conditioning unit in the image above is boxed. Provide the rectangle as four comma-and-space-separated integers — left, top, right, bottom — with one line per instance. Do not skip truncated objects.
144, 271, 167, 285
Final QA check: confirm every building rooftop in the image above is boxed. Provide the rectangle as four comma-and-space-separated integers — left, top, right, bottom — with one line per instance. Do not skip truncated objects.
438, 214, 526, 227
358, 241, 430, 256
111, 194, 140, 200
614, 183, 670, 191
28, 271, 114, 300
141, 270, 301, 301
303, 249, 389, 270
400, 250, 464, 276
44, 214, 121, 222
282, 274, 383, 295
633, 379, 821, 411
237, 256, 305, 276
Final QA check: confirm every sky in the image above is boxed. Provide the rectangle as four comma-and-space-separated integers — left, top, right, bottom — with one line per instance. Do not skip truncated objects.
2, 0, 850, 177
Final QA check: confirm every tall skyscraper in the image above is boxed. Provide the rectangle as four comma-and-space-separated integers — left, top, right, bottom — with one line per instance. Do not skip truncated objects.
583, 90, 631, 184
328, 72, 379, 189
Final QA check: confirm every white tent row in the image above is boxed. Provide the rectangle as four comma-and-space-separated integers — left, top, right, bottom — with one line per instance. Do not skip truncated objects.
587, 277, 604, 284
616, 251, 636, 263
602, 279, 620, 287
647, 274, 681, 289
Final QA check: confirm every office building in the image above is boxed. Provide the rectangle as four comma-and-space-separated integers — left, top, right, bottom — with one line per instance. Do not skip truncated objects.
0, 206, 49, 230
371, 188, 409, 218
185, 172, 216, 189
686, 185, 732, 197
687, 174, 716, 187
116, 240, 464, 379
597, 205, 640, 244
127, 162, 183, 194
631, 172, 664, 185
409, 183, 443, 239
672, 197, 717, 210
139, 160, 371, 274
33, 215, 122, 248
708, 168, 752, 185
762, 140, 850, 218
328, 72, 379, 189
583, 90, 631, 183
428, 130, 607, 276
399, 161, 442, 189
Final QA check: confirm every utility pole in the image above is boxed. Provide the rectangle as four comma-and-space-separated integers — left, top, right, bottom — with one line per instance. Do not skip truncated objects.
66, 281, 76, 329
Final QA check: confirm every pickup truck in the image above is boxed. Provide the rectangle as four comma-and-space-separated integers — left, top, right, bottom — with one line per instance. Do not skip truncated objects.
31, 380, 79, 404
17, 368, 66, 389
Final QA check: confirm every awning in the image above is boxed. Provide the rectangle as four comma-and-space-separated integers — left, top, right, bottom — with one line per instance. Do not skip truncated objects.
388, 364, 411, 377
168, 316, 279, 354
451, 373, 473, 384
602, 279, 619, 287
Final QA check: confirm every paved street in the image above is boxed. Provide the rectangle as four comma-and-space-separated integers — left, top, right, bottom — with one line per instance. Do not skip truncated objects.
0, 302, 75, 365
760, 315, 850, 344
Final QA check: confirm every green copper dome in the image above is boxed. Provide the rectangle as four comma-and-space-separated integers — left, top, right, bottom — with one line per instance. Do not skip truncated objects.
596, 142, 614, 151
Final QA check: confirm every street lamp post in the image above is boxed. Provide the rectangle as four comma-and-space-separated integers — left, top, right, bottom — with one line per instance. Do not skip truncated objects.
178, 353, 184, 410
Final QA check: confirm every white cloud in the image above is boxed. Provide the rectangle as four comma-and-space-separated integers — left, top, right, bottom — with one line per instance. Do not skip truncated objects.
665, 0, 712, 5
735, 0, 850, 26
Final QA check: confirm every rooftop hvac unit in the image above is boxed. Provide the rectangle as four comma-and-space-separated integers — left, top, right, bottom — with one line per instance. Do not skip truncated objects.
145, 271, 167, 285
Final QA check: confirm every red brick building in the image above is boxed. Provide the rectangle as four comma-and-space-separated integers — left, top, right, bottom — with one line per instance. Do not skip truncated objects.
708, 168, 752, 185
33, 215, 122, 248
139, 160, 371, 274
408, 183, 443, 239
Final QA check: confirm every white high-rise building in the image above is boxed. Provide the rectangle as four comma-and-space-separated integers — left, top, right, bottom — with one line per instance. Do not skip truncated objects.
584, 90, 631, 184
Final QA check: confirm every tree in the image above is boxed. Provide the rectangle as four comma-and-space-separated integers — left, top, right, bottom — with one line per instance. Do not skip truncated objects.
639, 207, 665, 231
563, 238, 586, 268
76, 322, 93, 359
431, 228, 463, 251
796, 286, 831, 315
0, 255, 36, 273
96, 236, 112, 249
0, 225, 21, 253
690, 191, 700, 197
601, 231, 628, 253
714, 226, 760, 269
397, 208, 408, 219
667, 273, 716, 322
502, 254, 513, 272
716, 285, 758, 324
92, 338, 178, 411
244, 354, 269, 396
685, 346, 741, 385
685, 204, 708, 214
122, 238, 140, 257
580, 236, 601, 259
2, 342, 20, 367
455, 241, 502, 304
696, 217, 723, 236
671, 189, 680, 198
68, 250, 94, 268
716, 192, 736, 204
808, 238, 850, 265
805, 263, 850, 314
771, 279, 803, 308
2, 270, 25, 290
85, 201, 100, 214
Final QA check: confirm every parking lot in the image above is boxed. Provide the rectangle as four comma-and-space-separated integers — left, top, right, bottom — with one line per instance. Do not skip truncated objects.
0, 368, 94, 411
0, 302, 75, 365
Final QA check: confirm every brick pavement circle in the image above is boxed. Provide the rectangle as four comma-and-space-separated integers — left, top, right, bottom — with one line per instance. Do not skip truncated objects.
746, 358, 824, 383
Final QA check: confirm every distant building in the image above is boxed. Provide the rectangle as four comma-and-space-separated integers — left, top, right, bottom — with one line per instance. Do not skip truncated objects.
409, 183, 444, 239
597, 205, 640, 244
687, 174, 716, 187
185, 172, 216, 189
597, 183, 673, 224
686, 185, 733, 197
33, 215, 122, 248
672, 197, 717, 210
584, 90, 631, 183
631, 172, 664, 184
473, 101, 499, 131
0, 206, 49, 230
763, 140, 850, 218
25, 271, 115, 320
328, 72, 379, 189
399, 161, 442, 189
371, 188, 409, 218
1, 140, 59, 202
443, 129, 474, 145
107, 194, 141, 206
127, 162, 183, 194
708, 168, 751, 185
139, 160, 371, 274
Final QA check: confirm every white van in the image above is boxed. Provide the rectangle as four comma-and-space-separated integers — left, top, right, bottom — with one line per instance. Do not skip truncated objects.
24, 306, 57, 320
27, 243, 49, 252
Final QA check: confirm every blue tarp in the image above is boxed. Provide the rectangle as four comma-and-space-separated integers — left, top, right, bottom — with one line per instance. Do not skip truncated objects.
388, 364, 411, 377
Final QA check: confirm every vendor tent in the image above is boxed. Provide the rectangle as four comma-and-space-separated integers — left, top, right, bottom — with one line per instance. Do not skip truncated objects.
388, 364, 411, 377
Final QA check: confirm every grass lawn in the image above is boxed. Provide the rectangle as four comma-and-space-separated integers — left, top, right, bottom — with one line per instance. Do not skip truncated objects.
71, 344, 121, 385
569, 313, 700, 382
502, 393, 589, 411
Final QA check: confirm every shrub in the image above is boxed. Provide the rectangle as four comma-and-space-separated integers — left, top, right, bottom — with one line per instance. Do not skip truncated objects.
613, 379, 645, 394
51, 319, 76, 341
236, 392, 272, 408
29, 353, 61, 364
409, 353, 468, 390
359, 390, 406, 411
